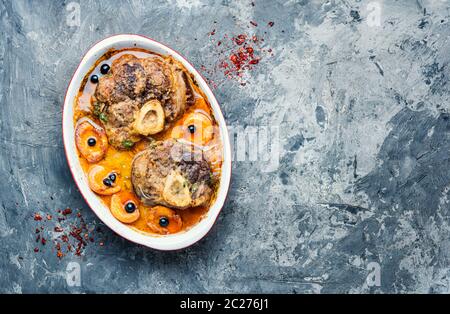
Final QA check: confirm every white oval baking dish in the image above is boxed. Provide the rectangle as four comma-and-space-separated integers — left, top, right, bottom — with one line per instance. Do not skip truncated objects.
62, 34, 231, 250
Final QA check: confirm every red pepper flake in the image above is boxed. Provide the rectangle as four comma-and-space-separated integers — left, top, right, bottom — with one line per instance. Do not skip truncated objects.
35, 228, 40, 234
62, 208, 72, 216
34, 213, 42, 221
54, 226, 63, 232
200, 23, 274, 86
34, 248, 39, 253
57, 250, 64, 259
41, 237, 47, 245
46, 214, 52, 220
234, 34, 246, 45
69, 223, 88, 257
209, 29, 216, 36
268, 21, 275, 27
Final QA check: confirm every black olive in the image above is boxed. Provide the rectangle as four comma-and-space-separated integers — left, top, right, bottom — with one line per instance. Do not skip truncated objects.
87, 137, 96, 146
188, 125, 196, 134
108, 173, 116, 182
90, 75, 99, 83
103, 178, 112, 187
100, 64, 110, 75
125, 202, 136, 213
159, 217, 169, 227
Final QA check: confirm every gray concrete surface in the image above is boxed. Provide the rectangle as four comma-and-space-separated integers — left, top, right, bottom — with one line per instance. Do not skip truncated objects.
1, 0, 450, 293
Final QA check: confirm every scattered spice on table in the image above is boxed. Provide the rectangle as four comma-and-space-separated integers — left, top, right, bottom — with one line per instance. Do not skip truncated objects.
62, 208, 72, 216
32, 208, 106, 260
201, 14, 275, 87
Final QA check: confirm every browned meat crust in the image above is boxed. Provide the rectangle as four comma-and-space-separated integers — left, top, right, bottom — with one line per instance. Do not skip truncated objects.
102, 99, 141, 148
131, 139, 214, 209
94, 54, 192, 149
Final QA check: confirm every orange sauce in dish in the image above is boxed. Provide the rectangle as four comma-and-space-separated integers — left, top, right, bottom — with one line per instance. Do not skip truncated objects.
74, 48, 222, 235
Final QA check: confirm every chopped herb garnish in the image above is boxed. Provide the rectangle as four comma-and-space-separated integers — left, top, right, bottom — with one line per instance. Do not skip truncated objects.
191, 182, 199, 193
99, 112, 108, 123
93, 102, 101, 116
122, 140, 134, 149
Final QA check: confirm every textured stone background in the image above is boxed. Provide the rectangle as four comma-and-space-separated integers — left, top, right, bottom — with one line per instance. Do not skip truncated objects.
1, 0, 450, 293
